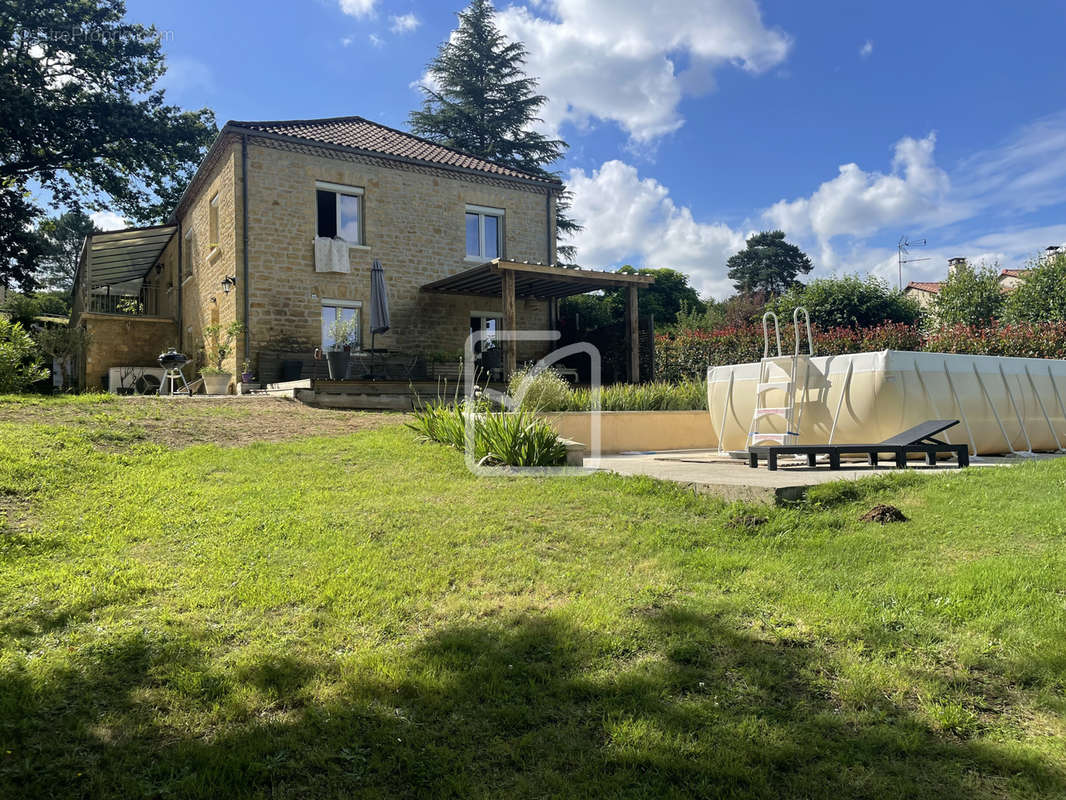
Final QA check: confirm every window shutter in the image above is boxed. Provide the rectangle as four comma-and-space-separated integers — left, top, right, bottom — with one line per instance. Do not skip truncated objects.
316, 190, 337, 237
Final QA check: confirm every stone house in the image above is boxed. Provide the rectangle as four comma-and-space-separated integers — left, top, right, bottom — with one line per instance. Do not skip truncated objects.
70, 116, 651, 391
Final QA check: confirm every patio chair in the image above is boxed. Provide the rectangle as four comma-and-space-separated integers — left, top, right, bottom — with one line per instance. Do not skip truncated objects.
747, 419, 970, 471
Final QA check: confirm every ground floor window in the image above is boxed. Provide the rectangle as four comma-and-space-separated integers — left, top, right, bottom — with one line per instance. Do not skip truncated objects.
321, 301, 362, 350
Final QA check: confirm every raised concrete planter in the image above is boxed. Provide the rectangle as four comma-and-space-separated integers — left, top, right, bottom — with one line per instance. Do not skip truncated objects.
536, 410, 717, 455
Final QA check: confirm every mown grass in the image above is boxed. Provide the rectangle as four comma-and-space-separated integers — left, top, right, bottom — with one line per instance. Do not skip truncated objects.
1, 397, 1065, 798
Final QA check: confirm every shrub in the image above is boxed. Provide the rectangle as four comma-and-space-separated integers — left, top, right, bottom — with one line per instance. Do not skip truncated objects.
569, 379, 707, 411
0, 318, 49, 393
933, 260, 1005, 326
656, 319, 1066, 381
1003, 253, 1066, 323
407, 401, 568, 467
508, 367, 572, 411
769, 275, 921, 329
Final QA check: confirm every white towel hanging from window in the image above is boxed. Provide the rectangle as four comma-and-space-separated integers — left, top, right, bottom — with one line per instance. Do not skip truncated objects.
313, 237, 351, 273
330, 237, 350, 273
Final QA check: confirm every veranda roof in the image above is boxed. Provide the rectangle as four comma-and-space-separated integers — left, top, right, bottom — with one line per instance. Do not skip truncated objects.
81, 224, 177, 289
420, 259, 655, 300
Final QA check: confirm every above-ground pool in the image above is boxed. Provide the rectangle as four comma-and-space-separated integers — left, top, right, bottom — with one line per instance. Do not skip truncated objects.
708, 350, 1066, 456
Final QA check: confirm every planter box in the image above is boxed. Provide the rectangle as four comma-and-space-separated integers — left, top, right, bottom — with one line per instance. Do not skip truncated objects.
536, 410, 716, 455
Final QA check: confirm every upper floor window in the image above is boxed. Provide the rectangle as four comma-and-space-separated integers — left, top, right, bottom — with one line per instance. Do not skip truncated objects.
208, 193, 220, 250
465, 205, 503, 260
316, 181, 364, 245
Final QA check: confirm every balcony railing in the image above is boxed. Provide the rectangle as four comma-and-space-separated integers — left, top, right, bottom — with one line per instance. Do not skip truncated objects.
87, 282, 161, 316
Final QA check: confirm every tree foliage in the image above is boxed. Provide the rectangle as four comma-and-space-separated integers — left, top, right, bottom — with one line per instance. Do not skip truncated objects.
932, 260, 1004, 327
769, 275, 921, 329
727, 231, 813, 297
33, 323, 89, 390
33, 211, 100, 293
1, 291, 70, 327
409, 0, 579, 260
0, 0, 216, 290
1003, 254, 1066, 323
560, 266, 703, 330
0, 317, 48, 392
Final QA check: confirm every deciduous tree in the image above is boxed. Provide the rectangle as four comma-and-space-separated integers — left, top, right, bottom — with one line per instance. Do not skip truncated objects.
0, 0, 216, 291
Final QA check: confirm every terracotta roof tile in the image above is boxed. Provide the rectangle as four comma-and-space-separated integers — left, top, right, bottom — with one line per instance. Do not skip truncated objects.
228, 116, 559, 185
999, 269, 1028, 278
905, 281, 943, 293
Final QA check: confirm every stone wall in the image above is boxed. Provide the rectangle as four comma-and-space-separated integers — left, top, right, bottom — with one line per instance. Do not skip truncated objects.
168, 139, 243, 387
241, 138, 555, 368
80, 313, 179, 390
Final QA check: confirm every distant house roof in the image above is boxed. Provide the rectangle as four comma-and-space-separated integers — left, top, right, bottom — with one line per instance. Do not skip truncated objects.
905, 281, 943, 294
226, 116, 561, 187
999, 269, 1028, 279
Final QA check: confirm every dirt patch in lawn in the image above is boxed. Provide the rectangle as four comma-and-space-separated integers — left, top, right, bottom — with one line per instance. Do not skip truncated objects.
0, 396, 403, 450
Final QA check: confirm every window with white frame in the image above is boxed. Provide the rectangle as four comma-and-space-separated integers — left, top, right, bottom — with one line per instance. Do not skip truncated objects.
321, 301, 362, 350
465, 205, 503, 260
316, 181, 364, 244
208, 192, 220, 249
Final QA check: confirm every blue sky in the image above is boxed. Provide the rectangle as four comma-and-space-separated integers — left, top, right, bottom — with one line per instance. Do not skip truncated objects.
126, 0, 1066, 298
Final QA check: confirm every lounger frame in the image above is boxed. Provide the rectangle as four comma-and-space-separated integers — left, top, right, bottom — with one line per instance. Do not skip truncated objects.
747, 419, 970, 471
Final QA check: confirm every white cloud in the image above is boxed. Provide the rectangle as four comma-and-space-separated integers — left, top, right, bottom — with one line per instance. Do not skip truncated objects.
567, 160, 749, 298
338, 0, 376, 18
566, 113, 1066, 298
340, 35, 353, 47
495, 0, 791, 143
368, 33, 384, 48
90, 211, 126, 232
764, 133, 958, 244
859, 40, 873, 58
390, 13, 420, 33
955, 111, 1066, 214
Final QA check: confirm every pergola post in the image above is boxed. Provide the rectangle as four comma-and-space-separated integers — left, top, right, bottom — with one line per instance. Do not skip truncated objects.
627, 284, 639, 383
501, 267, 517, 378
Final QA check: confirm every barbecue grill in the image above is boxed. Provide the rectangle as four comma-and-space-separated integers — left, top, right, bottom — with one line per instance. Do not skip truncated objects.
157, 348, 193, 395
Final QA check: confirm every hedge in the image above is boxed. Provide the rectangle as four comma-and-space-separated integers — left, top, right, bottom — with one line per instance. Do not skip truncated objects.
655, 321, 1066, 381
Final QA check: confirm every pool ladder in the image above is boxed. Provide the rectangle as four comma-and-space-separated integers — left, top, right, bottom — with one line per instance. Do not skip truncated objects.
746, 308, 814, 449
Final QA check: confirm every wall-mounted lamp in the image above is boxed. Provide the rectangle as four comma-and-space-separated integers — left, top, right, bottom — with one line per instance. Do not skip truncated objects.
221, 275, 238, 295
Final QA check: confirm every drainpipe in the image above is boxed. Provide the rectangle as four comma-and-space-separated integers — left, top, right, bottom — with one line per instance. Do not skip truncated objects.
241, 134, 250, 360
545, 189, 554, 265
177, 221, 183, 352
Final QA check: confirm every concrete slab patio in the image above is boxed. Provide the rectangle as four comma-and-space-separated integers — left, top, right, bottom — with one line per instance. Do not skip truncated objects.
588, 449, 1066, 504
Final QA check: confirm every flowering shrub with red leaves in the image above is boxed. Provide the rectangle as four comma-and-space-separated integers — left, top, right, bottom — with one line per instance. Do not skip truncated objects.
655, 321, 1066, 381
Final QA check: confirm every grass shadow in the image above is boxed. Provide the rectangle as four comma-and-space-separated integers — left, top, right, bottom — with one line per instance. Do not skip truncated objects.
3, 610, 1062, 799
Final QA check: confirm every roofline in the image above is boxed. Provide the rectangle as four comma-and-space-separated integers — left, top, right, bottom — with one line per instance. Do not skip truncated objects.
223, 118, 563, 190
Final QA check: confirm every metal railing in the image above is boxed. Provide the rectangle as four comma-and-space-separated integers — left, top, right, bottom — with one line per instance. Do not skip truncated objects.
87, 282, 162, 316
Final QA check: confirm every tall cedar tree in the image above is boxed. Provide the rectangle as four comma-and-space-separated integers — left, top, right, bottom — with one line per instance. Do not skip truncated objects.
727, 230, 814, 297
409, 0, 580, 261
0, 0, 216, 291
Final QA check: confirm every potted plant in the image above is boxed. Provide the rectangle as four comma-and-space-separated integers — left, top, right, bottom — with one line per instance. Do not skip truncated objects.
200, 321, 243, 394
325, 317, 358, 379
240, 359, 255, 384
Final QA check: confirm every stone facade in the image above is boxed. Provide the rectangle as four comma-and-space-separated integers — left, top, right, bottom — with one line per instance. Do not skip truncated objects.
80, 313, 178, 389
77, 130, 557, 390
241, 138, 554, 371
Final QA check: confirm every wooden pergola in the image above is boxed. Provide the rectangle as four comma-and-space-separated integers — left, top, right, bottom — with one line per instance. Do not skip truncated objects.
421, 259, 656, 379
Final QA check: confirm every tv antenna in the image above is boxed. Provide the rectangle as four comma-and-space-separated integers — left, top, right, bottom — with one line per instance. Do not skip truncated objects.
897, 235, 930, 289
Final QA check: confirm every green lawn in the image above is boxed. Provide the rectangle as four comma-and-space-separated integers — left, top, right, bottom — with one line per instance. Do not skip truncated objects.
1, 395, 1065, 799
